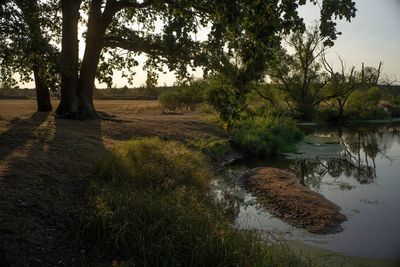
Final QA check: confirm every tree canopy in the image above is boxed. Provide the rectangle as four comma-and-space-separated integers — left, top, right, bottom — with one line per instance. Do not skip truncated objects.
0, 0, 357, 119
0, 0, 60, 110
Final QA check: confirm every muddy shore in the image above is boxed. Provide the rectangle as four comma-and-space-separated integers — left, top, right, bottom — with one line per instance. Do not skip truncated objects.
242, 167, 347, 234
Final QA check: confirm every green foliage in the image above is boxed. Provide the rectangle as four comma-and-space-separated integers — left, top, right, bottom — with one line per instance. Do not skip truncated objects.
394, 96, 400, 106
232, 115, 304, 156
267, 28, 330, 121
346, 87, 389, 120
206, 76, 249, 129
82, 138, 309, 266
192, 137, 233, 164
159, 81, 206, 111
385, 96, 400, 117
314, 106, 339, 123
0, 0, 61, 88
2, 0, 358, 116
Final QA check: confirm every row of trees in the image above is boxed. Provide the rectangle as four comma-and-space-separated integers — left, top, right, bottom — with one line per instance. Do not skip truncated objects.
0, 0, 358, 119
265, 28, 385, 121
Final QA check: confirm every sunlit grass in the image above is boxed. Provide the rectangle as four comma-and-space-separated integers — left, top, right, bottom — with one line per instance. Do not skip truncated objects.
80, 137, 311, 266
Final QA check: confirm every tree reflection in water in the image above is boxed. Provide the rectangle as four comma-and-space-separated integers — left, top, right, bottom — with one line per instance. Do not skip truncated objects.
291, 125, 396, 191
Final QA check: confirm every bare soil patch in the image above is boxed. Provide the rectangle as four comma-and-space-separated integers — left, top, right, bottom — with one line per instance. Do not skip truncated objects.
0, 100, 225, 266
243, 167, 346, 234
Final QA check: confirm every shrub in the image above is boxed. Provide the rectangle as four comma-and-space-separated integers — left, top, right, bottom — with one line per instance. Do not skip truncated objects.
379, 96, 400, 117
205, 76, 248, 130
346, 87, 389, 120
314, 105, 340, 123
159, 81, 206, 111
81, 138, 309, 266
232, 115, 303, 156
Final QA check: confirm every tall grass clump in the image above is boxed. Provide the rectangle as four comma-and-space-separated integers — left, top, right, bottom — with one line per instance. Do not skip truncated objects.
81, 137, 309, 266
192, 137, 233, 164
232, 115, 303, 157
97, 137, 212, 191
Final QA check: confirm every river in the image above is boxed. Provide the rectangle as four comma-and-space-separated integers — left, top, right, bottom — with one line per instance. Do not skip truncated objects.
221, 123, 400, 261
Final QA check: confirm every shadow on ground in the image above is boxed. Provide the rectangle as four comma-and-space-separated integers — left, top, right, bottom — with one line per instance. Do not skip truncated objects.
0, 112, 106, 266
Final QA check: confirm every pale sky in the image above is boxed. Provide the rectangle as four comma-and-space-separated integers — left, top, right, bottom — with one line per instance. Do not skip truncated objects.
298, 0, 400, 83
18, 0, 400, 88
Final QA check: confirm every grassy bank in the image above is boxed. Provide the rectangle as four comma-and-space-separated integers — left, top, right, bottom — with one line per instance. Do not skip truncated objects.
80, 137, 310, 266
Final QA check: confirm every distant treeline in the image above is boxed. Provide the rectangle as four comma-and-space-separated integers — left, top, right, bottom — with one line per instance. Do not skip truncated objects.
0, 86, 181, 100
1, 84, 399, 100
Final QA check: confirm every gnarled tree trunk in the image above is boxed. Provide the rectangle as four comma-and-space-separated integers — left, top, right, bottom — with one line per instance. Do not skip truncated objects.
56, 0, 81, 118
57, 0, 116, 119
76, 0, 110, 118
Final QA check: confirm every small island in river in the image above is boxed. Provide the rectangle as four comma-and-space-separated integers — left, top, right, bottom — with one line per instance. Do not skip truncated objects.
243, 167, 347, 234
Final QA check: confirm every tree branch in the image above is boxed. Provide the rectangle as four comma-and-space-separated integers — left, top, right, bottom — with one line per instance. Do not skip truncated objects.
103, 35, 163, 56
252, 86, 274, 104
115, 0, 154, 10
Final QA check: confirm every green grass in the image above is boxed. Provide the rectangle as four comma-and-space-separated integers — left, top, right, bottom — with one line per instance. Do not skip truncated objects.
232, 115, 304, 157
97, 138, 212, 191
80, 137, 310, 266
190, 137, 233, 164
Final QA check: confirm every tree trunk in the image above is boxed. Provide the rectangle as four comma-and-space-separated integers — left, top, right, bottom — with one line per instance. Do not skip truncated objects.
33, 65, 52, 112
77, 32, 103, 118
338, 101, 345, 120
16, 0, 53, 112
77, 0, 114, 118
297, 101, 316, 122
56, 0, 82, 118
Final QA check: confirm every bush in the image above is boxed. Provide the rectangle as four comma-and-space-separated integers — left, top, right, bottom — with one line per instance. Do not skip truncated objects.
205, 76, 248, 130
159, 81, 206, 111
232, 115, 303, 156
81, 138, 309, 266
314, 106, 340, 123
346, 87, 389, 120
380, 96, 400, 117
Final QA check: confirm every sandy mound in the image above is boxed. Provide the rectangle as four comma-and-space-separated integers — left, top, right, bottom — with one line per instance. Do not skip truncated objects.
244, 167, 346, 234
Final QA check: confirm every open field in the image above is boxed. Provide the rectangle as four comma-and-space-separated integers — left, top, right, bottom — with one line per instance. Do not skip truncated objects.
0, 100, 225, 266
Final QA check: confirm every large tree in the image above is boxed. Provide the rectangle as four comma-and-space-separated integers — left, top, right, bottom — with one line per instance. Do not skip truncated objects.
56, 0, 358, 119
2, 0, 357, 118
0, 0, 60, 111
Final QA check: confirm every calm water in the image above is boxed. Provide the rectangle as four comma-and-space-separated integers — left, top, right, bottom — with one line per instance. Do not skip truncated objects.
225, 123, 400, 260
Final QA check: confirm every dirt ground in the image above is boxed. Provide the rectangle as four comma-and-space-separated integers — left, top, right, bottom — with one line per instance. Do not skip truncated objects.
0, 100, 225, 267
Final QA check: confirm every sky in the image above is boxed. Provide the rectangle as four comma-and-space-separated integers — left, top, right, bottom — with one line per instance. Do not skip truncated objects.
298, 0, 400, 84
18, 0, 400, 88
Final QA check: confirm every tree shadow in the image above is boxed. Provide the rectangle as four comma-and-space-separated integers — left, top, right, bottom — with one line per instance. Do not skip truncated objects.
0, 112, 49, 162
0, 112, 106, 266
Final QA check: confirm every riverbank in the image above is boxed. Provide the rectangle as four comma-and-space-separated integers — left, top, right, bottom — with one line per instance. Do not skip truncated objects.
0, 100, 305, 266
1, 100, 399, 266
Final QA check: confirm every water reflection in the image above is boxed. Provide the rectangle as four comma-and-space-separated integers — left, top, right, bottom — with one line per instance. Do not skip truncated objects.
227, 123, 400, 260
293, 125, 396, 190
